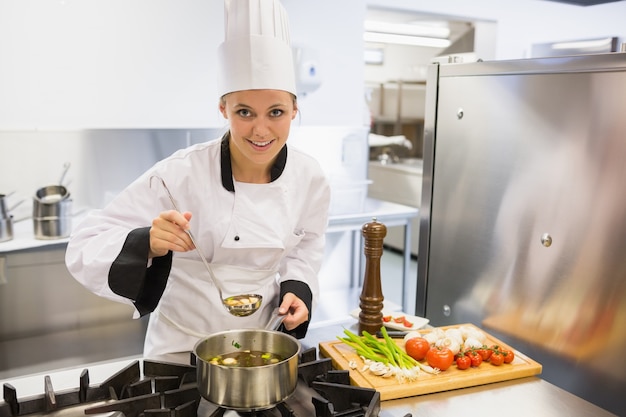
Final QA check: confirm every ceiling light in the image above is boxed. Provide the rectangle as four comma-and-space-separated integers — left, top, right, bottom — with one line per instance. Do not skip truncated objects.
364, 31, 451, 48
551, 37, 614, 50
364, 20, 451, 39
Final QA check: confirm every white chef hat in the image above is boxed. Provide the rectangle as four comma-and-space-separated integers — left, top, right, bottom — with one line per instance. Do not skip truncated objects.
217, 0, 297, 98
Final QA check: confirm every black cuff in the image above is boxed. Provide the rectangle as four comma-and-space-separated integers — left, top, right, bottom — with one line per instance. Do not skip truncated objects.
279, 279, 313, 339
108, 227, 172, 316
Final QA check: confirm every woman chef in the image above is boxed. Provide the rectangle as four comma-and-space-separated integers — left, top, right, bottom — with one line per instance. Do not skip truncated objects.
65, 0, 331, 359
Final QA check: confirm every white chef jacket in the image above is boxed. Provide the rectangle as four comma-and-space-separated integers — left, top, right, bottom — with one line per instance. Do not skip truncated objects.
65, 134, 330, 358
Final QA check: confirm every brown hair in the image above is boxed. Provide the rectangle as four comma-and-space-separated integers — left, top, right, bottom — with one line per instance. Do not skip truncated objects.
220, 92, 298, 109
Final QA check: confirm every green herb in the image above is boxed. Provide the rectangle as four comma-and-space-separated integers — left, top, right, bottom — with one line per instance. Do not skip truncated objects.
338, 327, 418, 370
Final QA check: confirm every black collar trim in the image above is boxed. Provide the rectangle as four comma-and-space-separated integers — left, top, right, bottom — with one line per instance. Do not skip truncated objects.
219, 133, 288, 192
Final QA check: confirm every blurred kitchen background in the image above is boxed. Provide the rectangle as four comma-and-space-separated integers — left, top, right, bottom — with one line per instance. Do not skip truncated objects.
1, 0, 626, 414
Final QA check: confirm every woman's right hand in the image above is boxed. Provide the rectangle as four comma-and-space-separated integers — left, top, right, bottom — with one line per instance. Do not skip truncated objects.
149, 210, 195, 258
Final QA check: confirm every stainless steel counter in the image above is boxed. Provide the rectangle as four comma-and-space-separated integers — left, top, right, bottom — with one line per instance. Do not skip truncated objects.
379, 377, 615, 417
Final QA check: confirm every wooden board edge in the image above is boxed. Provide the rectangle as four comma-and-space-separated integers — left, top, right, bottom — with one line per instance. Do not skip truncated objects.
374, 364, 543, 400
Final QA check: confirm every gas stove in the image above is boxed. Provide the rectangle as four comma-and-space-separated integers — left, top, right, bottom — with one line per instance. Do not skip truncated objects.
0, 347, 380, 417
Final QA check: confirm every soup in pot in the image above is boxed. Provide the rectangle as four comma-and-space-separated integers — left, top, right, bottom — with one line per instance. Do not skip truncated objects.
205, 350, 284, 367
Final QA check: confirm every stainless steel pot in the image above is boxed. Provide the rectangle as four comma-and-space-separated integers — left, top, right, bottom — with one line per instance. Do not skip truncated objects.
0, 216, 13, 243
194, 328, 300, 411
0, 194, 10, 219
33, 185, 72, 239
33, 196, 72, 218
33, 216, 71, 240
34, 185, 70, 204
1, 193, 25, 242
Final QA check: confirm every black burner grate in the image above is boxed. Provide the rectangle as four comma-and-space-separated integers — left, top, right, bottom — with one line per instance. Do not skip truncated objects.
0, 347, 380, 417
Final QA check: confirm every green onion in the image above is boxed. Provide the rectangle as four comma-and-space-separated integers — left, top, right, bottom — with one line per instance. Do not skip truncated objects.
338, 328, 418, 370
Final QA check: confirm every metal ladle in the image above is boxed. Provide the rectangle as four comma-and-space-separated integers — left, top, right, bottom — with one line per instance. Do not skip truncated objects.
265, 307, 287, 330
151, 175, 262, 317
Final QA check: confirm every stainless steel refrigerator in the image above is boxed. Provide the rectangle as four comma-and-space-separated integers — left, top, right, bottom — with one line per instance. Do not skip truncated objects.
416, 52, 626, 415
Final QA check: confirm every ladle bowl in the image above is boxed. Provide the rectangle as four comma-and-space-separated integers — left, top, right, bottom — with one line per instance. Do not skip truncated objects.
224, 294, 263, 317
151, 175, 263, 317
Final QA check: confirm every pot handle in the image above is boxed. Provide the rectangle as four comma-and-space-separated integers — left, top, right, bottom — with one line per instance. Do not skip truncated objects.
59, 162, 71, 186
265, 308, 286, 331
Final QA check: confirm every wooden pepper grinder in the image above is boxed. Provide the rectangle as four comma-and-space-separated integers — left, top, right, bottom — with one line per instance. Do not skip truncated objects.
358, 217, 387, 334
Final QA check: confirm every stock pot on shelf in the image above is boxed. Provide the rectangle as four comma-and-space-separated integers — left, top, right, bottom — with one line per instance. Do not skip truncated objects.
0, 193, 25, 242
0, 216, 13, 243
32, 185, 73, 240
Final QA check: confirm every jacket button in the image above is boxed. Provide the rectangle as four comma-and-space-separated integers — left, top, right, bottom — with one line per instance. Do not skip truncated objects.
234, 235, 240, 241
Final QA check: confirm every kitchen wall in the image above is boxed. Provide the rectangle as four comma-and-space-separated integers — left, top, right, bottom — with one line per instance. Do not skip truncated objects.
0, 0, 366, 130
0, 0, 368, 197
0, 0, 220, 129
0, 0, 368, 207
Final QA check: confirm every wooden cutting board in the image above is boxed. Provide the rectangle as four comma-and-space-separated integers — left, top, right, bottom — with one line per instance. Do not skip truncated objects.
319, 323, 542, 401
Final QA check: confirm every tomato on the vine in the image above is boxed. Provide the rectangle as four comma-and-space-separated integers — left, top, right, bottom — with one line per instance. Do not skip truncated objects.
502, 349, 515, 364
476, 346, 492, 362
426, 346, 454, 371
490, 351, 504, 366
455, 354, 471, 370
465, 350, 483, 367
405, 337, 430, 361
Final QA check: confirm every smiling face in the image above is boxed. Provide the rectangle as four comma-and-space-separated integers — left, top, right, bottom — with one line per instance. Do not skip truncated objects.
220, 89, 297, 183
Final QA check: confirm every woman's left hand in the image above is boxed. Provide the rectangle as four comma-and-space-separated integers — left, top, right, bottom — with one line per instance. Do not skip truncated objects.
278, 292, 309, 330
